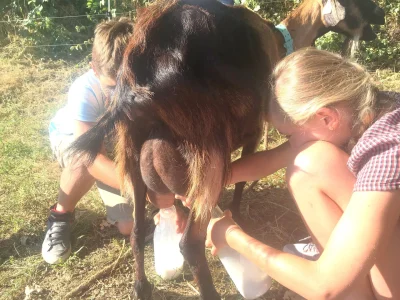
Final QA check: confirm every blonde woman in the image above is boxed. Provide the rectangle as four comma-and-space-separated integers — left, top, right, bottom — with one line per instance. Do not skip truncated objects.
207, 49, 400, 299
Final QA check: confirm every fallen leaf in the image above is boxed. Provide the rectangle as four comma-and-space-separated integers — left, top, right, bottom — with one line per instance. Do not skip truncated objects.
100, 219, 112, 230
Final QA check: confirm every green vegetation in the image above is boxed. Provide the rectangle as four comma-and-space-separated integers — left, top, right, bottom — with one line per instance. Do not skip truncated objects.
1, 0, 399, 68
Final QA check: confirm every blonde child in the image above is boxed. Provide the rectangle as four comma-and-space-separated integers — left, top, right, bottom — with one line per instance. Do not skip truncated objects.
207, 49, 400, 299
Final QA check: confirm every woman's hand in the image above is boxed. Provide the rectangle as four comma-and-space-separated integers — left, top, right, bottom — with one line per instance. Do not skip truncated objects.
153, 204, 188, 234
206, 210, 241, 255
175, 194, 192, 208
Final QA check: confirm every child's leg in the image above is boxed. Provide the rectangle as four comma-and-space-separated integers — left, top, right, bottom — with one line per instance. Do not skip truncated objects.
51, 134, 96, 212
97, 181, 133, 235
43, 134, 97, 264
56, 161, 96, 212
286, 141, 375, 298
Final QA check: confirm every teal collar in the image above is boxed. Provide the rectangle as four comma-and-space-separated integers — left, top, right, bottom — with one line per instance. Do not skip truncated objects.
275, 24, 294, 56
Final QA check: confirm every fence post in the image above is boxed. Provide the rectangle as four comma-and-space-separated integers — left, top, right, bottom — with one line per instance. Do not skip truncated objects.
108, 0, 111, 20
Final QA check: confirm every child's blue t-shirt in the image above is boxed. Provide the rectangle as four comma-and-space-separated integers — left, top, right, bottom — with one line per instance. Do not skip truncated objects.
49, 70, 106, 137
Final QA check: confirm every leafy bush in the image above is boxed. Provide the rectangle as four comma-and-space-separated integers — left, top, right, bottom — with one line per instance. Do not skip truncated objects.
1, 0, 94, 59
313, 0, 399, 69
1, 0, 398, 68
239, 0, 399, 69
0, 0, 145, 59
360, 0, 399, 69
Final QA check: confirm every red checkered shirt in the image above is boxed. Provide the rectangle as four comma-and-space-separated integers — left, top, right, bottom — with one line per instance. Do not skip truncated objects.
348, 92, 400, 192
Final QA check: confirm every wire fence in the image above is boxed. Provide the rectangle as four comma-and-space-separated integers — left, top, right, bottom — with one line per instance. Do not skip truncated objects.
0, 0, 296, 50
0, 0, 297, 23
15, 43, 85, 48
0, 12, 128, 24
0, 12, 129, 50
0, 14, 107, 23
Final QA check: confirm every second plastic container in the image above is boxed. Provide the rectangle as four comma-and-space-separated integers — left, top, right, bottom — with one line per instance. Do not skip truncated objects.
153, 205, 184, 280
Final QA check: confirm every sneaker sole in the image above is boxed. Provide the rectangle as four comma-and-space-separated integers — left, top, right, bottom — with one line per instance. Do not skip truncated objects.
42, 247, 71, 264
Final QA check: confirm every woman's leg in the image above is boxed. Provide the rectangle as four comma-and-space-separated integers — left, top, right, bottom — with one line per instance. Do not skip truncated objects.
286, 141, 375, 298
286, 142, 353, 249
287, 142, 400, 298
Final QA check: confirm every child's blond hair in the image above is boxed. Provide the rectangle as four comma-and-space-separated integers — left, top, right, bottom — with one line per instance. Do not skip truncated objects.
92, 18, 134, 79
271, 48, 394, 149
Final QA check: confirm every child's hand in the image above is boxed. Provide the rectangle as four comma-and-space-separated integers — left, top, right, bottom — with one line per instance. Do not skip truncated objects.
175, 205, 188, 233
206, 210, 241, 256
153, 205, 188, 234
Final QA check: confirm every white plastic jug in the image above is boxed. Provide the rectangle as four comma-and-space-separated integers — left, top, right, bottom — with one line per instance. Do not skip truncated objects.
153, 205, 184, 280
212, 206, 272, 299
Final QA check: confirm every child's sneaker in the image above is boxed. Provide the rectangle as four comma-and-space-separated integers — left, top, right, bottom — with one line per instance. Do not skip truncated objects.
41, 204, 74, 264
283, 239, 320, 261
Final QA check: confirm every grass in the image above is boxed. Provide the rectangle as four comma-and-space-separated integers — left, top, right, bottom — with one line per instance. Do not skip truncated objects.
0, 56, 399, 300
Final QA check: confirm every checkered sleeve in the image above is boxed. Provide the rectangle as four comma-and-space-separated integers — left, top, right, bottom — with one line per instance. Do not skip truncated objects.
348, 103, 400, 192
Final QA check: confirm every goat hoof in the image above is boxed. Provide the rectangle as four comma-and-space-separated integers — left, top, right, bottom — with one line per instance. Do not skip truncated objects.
200, 290, 221, 300
132, 279, 152, 300
231, 213, 250, 232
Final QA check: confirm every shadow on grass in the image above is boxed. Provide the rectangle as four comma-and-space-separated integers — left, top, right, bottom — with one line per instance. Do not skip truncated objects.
219, 184, 307, 248
0, 228, 44, 264
0, 183, 307, 299
0, 207, 129, 265
152, 289, 244, 300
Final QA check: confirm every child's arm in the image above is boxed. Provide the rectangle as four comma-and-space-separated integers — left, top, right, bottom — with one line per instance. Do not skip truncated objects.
228, 141, 294, 185
75, 120, 120, 190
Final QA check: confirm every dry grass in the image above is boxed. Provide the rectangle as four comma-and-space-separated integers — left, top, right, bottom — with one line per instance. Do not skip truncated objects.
374, 68, 400, 91
0, 56, 399, 300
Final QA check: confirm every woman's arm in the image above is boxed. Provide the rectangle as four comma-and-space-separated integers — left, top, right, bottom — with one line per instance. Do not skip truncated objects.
228, 141, 294, 185
177, 142, 294, 206
208, 190, 400, 299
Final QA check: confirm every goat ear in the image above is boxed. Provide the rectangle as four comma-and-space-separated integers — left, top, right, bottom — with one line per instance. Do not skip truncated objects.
322, 0, 346, 27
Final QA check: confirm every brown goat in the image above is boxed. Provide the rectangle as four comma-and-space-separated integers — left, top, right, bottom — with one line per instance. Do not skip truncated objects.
72, 0, 385, 299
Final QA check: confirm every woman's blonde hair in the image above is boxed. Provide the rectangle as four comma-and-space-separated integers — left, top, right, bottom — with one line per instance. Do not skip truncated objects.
271, 48, 392, 149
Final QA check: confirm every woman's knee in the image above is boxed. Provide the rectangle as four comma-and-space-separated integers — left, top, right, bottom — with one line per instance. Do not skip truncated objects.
286, 141, 348, 190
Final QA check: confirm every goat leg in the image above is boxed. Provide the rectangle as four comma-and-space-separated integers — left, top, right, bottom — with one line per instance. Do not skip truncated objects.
230, 127, 262, 229
131, 175, 152, 300
263, 122, 269, 150
180, 209, 220, 300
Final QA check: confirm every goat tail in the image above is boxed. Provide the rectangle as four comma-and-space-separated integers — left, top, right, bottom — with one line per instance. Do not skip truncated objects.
68, 111, 117, 165
114, 119, 138, 198
187, 145, 230, 222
